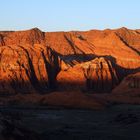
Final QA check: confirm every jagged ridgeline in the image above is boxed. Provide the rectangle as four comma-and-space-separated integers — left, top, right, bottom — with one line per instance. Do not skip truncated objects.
0, 28, 140, 94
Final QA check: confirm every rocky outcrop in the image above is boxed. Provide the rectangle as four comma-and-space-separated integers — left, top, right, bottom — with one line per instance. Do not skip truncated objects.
115, 27, 140, 55
0, 34, 5, 46
0, 28, 45, 46
112, 72, 140, 94
82, 57, 120, 93
0, 27, 140, 94
0, 45, 61, 94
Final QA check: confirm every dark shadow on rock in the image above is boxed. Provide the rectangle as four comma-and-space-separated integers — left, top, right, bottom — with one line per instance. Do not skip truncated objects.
115, 33, 140, 56
60, 54, 97, 66
18, 46, 44, 93
41, 47, 61, 90
64, 34, 85, 54
1, 48, 140, 94
0, 34, 5, 46
82, 55, 140, 93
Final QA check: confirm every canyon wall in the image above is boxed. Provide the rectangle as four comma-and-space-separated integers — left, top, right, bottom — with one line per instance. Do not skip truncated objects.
0, 28, 140, 94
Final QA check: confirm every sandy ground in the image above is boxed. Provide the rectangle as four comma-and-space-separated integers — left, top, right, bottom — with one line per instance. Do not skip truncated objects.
0, 104, 140, 140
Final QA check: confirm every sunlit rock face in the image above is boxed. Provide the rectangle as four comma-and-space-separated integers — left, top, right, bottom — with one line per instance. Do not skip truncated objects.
0, 27, 140, 94
82, 57, 120, 93
112, 72, 140, 94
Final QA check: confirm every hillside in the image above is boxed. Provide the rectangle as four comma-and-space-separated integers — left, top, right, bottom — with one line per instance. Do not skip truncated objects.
0, 27, 140, 108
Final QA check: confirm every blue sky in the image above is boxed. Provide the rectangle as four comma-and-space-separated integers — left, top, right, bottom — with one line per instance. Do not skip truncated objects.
0, 0, 140, 31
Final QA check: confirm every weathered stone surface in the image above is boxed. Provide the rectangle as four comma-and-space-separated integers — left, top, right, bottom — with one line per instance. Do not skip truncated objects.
0, 27, 140, 94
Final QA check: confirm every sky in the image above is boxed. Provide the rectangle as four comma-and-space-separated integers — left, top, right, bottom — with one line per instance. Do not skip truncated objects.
0, 0, 140, 31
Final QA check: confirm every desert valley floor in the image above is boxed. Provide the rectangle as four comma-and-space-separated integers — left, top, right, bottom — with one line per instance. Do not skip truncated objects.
0, 104, 140, 140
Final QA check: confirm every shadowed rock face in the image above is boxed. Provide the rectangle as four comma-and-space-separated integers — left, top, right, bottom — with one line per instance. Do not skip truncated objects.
82, 57, 119, 93
0, 45, 61, 94
112, 72, 140, 94
0, 27, 140, 94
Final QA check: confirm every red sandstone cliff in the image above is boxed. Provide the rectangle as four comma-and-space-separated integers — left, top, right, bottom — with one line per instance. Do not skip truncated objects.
0, 27, 140, 95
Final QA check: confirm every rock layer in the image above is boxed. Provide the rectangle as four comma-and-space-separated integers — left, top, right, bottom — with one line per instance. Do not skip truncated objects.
0, 27, 140, 94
